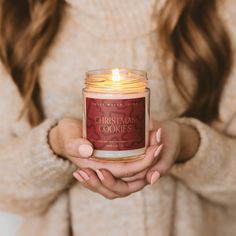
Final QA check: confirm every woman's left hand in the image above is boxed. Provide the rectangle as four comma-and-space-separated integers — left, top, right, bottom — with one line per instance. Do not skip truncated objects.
73, 120, 200, 199
145, 120, 200, 183
73, 168, 149, 199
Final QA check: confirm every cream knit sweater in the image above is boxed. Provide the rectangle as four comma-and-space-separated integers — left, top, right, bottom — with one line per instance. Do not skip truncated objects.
0, 0, 236, 236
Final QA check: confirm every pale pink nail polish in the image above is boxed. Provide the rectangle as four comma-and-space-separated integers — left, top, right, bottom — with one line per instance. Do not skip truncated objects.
154, 144, 163, 158
156, 128, 162, 143
96, 170, 105, 181
78, 145, 93, 158
73, 172, 85, 183
150, 171, 160, 185
78, 170, 90, 181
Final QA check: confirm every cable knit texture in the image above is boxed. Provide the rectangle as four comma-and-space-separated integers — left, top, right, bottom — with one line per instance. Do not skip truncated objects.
0, 0, 236, 236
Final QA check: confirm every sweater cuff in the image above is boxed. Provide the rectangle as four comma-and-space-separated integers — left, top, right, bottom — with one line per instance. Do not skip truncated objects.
169, 117, 223, 184
27, 119, 76, 187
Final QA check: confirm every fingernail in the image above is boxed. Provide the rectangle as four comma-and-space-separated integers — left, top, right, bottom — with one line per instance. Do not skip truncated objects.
96, 170, 105, 181
78, 170, 90, 181
78, 144, 93, 158
73, 172, 85, 183
154, 144, 163, 158
150, 171, 160, 185
156, 128, 162, 143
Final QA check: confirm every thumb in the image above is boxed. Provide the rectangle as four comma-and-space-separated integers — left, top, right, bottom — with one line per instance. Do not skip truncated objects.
53, 118, 94, 158
65, 138, 93, 158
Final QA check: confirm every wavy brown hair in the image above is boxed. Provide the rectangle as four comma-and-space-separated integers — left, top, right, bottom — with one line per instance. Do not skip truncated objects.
0, 0, 65, 125
158, 0, 233, 123
0, 0, 233, 126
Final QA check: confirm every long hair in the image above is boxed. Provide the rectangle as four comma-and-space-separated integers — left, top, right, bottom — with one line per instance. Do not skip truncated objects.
0, 0, 233, 125
0, 0, 65, 126
158, 0, 233, 123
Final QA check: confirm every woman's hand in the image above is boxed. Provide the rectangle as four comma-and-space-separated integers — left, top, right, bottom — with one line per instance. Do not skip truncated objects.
48, 117, 162, 200
50, 118, 199, 199
72, 120, 200, 200
146, 120, 200, 183
73, 168, 149, 200
49, 118, 163, 179
49, 118, 94, 159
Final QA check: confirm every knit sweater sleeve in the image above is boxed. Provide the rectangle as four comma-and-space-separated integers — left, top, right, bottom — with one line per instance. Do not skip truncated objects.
0, 119, 76, 216
170, 116, 236, 206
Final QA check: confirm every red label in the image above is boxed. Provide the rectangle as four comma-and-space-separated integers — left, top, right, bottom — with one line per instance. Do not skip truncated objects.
86, 97, 145, 151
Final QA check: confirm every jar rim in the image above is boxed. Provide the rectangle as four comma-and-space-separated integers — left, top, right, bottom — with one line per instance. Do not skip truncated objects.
86, 68, 147, 78
85, 68, 148, 93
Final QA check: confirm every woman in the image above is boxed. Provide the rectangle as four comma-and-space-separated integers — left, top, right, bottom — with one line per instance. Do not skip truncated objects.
0, 0, 235, 235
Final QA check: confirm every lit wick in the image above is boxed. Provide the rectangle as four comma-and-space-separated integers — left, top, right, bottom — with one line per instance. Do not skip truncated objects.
112, 69, 121, 82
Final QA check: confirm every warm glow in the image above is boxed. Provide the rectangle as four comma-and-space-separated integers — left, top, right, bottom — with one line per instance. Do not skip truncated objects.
112, 69, 121, 82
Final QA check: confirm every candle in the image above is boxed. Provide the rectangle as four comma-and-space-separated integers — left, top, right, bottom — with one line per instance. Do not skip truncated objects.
83, 68, 150, 162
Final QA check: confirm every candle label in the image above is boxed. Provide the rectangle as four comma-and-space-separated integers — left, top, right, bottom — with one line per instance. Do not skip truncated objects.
86, 97, 145, 151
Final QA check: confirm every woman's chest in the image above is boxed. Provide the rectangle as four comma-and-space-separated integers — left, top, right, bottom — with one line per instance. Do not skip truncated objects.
40, 26, 182, 121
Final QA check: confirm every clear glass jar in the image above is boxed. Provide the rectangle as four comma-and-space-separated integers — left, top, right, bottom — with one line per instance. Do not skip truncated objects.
83, 68, 150, 162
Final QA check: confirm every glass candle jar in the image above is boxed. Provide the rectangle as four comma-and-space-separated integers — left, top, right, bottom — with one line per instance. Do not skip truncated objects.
83, 68, 150, 162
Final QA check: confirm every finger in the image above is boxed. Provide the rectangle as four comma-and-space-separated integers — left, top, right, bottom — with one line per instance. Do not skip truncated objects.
115, 145, 159, 177
96, 169, 148, 196
74, 144, 163, 178
58, 118, 93, 158
75, 144, 163, 178
121, 168, 148, 182
65, 138, 93, 158
73, 169, 119, 200
149, 128, 162, 146
146, 144, 178, 184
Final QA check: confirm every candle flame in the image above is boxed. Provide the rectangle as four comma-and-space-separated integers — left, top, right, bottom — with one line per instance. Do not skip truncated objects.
112, 69, 120, 82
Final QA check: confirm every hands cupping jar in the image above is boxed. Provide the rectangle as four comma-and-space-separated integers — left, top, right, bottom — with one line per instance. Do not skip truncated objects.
49, 69, 199, 200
